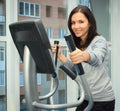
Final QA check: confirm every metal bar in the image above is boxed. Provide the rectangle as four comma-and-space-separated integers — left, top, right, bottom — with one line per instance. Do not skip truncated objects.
32, 75, 85, 110
23, 46, 40, 111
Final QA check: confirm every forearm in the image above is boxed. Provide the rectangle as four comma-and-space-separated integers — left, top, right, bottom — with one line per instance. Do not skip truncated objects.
58, 53, 67, 64
83, 51, 91, 62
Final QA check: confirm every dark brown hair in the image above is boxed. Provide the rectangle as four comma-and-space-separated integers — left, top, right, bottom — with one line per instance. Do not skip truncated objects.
68, 5, 98, 49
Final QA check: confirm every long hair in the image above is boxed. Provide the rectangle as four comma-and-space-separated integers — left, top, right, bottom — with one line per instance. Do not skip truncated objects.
68, 5, 98, 49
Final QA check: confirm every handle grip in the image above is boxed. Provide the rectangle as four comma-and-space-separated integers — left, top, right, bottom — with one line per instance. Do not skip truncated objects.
54, 40, 59, 67
64, 34, 84, 75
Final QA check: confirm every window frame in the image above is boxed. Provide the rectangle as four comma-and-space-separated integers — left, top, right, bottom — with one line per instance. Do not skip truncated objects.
19, 2, 40, 18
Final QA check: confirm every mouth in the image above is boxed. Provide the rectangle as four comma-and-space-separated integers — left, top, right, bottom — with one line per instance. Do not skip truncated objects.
74, 30, 82, 36
74, 29, 82, 33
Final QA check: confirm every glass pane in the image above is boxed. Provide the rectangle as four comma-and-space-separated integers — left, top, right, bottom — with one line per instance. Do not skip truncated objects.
0, 42, 7, 111
0, 0, 6, 36
46, 5, 52, 17
19, 2, 24, 15
25, 3, 29, 15
78, 0, 91, 7
30, 4, 34, 16
58, 7, 66, 19
35, 4, 40, 17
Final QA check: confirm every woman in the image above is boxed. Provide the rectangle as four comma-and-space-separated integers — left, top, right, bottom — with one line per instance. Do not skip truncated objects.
52, 5, 115, 111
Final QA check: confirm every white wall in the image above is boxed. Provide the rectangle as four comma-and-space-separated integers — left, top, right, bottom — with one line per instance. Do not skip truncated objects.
110, 0, 120, 110
6, 0, 20, 111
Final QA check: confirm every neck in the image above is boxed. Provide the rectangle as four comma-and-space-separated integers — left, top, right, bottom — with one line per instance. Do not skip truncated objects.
80, 38, 86, 45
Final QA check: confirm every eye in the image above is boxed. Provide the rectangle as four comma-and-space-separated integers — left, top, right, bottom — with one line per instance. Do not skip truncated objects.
71, 21, 75, 25
79, 20, 84, 23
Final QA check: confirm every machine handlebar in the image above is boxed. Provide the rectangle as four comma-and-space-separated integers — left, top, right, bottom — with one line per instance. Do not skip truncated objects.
64, 34, 84, 75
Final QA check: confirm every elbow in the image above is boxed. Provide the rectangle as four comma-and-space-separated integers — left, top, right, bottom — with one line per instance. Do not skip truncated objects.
89, 54, 104, 67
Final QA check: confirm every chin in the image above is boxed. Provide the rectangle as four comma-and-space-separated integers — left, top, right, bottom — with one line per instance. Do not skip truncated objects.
75, 34, 81, 38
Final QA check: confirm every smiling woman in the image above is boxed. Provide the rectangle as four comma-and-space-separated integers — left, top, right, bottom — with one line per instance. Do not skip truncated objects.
52, 5, 115, 111
68, 5, 115, 111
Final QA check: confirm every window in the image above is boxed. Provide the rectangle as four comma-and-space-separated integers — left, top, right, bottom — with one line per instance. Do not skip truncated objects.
46, 27, 53, 38
62, 47, 67, 57
58, 90, 66, 111
46, 74, 51, 81
58, 70, 65, 80
0, 0, 6, 36
20, 72, 24, 86
58, 28, 67, 38
19, 2, 24, 15
0, 96, 6, 111
0, 42, 6, 111
58, 47, 67, 80
35, 4, 39, 17
46, 5, 52, 17
25, 3, 29, 15
19, 2, 40, 18
59, 90, 66, 103
0, 71, 5, 86
58, 7, 66, 19
36, 73, 41, 85
20, 72, 41, 86
0, 25, 5, 36
78, 0, 91, 8
0, 47, 4, 61
30, 4, 34, 16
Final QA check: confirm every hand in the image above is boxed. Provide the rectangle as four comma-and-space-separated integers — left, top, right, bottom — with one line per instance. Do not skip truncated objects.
51, 44, 61, 56
69, 48, 90, 64
51, 45, 56, 54
51, 44, 67, 63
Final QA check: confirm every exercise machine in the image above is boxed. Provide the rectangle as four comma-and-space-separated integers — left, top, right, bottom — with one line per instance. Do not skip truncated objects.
9, 20, 93, 111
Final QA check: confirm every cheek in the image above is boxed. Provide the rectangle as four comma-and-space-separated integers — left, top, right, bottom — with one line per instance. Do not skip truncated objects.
83, 24, 90, 31
85, 26, 89, 32
86, 23, 90, 29
71, 25, 74, 30
71, 25, 75, 33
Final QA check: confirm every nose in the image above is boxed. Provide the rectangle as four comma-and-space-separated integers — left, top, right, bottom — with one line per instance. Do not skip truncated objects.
73, 23, 80, 28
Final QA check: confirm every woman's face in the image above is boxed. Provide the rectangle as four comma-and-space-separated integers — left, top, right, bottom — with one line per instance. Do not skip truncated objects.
71, 12, 90, 41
